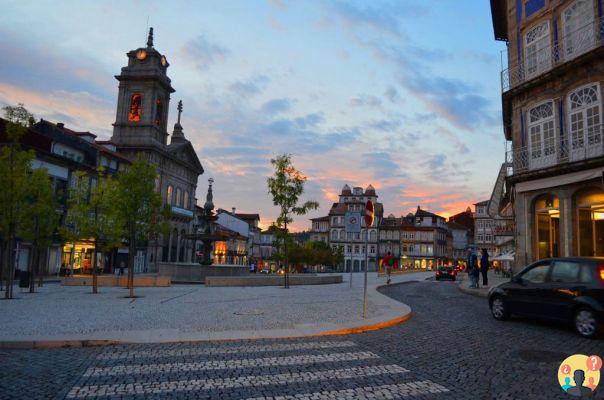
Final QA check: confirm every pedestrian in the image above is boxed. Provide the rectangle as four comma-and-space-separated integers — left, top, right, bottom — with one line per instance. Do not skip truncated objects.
467, 248, 479, 288
118, 261, 125, 276
481, 248, 489, 287
66, 263, 72, 277
383, 251, 393, 284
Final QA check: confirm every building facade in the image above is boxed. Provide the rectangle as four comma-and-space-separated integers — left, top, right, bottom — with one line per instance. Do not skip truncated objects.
474, 200, 497, 256
491, 0, 604, 270
110, 28, 204, 272
399, 207, 449, 269
309, 216, 330, 244
328, 184, 382, 272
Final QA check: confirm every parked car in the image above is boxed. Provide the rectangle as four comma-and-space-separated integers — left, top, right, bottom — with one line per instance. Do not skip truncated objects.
488, 257, 604, 338
435, 266, 456, 281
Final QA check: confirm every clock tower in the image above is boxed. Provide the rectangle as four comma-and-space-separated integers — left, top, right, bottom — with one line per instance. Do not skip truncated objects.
111, 28, 174, 148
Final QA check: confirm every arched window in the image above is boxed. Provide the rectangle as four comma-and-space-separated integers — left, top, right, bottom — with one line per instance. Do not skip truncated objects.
370, 230, 377, 241
183, 191, 189, 209
175, 188, 182, 207
562, 0, 595, 60
568, 83, 601, 161
154, 98, 163, 126
128, 94, 142, 122
166, 185, 173, 205
331, 230, 337, 240
524, 21, 551, 78
528, 101, 556, 169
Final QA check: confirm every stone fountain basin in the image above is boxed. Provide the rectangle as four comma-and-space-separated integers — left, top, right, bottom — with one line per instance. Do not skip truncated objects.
157, 262, 249, 284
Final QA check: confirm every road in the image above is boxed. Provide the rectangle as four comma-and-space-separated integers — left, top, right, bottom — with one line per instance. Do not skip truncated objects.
0, 279, 602, 399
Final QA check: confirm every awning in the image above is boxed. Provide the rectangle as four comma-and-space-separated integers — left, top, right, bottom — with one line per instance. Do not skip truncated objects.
492, 252, 515, 261
515, 167, 603, 193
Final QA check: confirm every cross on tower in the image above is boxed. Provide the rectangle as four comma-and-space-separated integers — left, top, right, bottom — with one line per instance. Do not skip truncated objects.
177, 100, 183, 124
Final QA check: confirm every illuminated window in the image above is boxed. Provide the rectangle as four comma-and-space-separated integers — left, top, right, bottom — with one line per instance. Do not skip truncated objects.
154, 98, 163, 126
183, 191, 189, 209
167, 185, 173, 205
128, 94, 142, 122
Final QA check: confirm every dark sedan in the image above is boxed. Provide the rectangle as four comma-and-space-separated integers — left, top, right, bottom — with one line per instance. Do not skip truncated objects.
488, 257, 604, 338
435, 266, 457, 281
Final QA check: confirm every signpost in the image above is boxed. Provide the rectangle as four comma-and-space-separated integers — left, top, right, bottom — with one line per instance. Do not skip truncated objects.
345, 211, 361, 288
363, 200, 374, 319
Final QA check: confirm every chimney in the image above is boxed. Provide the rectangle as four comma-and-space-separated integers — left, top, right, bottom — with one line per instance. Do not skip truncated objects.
56, 123, 64, 129
232, 207, 236, 215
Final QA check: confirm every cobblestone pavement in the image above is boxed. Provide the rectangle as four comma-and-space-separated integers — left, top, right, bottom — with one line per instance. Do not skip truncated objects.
0, 280, 603, 399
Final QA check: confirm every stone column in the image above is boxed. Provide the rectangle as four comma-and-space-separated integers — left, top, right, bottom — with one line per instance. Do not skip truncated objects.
558, 188, 573, 257
167, 231, 173, 263
176, 229, 181, 263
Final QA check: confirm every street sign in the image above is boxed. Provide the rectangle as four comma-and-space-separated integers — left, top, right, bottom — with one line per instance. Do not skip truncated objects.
345, 211, 361, 233
364, 200, 374, 227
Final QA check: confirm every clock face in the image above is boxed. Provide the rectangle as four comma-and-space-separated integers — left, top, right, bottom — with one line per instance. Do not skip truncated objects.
136, 50, 147, 60
348, 216, 358, 225
161, 55, 167, 66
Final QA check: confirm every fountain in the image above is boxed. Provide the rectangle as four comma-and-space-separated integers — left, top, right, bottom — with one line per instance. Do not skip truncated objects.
189, 178, 220, 265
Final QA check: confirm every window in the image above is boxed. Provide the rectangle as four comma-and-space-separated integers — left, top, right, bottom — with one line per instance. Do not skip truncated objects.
175, 188, 182, 206
166, 185, 173, 205
370, 245, 375, 254
519, 262, 550, 283
154, 98, 163, 126
579, 263, 598, 283
347, 245, 352, 254
524, 21, 551, 78
128, 94, 142, 122
550, 261, 580, 283
331, 230, 337, 240
568, 84, 601, 161
354, 245, 359, 254
528, 101, 556, 167
562, 0, 595, 60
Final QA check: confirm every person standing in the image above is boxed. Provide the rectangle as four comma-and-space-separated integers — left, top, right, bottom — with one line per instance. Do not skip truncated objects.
480, 248, 489, 287
467, 249, 478, 288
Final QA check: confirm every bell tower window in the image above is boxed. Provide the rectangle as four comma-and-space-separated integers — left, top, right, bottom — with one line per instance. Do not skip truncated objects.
128, 94, 142, 122
155, 98, 163, 126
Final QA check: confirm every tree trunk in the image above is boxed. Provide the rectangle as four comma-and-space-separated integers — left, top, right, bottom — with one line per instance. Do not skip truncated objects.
92, 240, 98, 294
29, 245, 37, 293
128, 228, 136, 298
284, 220, 288, 289
4, 237, 15, 299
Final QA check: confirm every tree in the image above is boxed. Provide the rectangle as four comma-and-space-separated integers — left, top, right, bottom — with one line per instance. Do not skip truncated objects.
333, 245, 345, 271
19, 168, 60, 293
62, 170, 123, 293
114, 156, 167, 298
267, 154, 318, 288
0, 104, 35, 299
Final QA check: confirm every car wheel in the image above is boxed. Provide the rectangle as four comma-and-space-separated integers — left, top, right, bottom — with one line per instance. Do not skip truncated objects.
490, 297, 509, 321
574, 307, 599, 338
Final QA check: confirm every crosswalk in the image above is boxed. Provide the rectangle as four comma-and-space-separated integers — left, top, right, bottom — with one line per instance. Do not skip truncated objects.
66, 339, 449, 399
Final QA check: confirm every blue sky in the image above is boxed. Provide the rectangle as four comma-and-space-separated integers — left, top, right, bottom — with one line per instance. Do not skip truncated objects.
0, 0, 507, 230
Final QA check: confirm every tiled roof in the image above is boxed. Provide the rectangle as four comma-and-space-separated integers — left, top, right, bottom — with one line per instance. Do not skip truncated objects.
310, 215, 330, 221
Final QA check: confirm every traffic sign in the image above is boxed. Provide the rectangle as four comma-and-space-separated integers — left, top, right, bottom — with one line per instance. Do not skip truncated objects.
364, 200, 374, 227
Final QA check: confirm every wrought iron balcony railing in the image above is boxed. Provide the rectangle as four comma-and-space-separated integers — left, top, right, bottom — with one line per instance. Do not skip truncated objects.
501, 16, 604, 92
506, 123, 604, 176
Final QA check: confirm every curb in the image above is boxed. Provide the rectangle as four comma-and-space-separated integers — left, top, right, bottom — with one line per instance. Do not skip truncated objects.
0, 279, 418, 349
455, 280, 489, 298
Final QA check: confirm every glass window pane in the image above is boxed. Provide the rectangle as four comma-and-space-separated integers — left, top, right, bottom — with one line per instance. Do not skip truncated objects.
579, 263, 597, 283
550, 261, 580, 283
520, 263, 550, 283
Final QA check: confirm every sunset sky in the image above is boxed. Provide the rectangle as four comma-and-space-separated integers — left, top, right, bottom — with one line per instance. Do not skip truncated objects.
0, 0, 507, 231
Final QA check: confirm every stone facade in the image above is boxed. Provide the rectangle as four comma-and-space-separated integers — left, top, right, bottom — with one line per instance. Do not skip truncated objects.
491, 0, 604, 271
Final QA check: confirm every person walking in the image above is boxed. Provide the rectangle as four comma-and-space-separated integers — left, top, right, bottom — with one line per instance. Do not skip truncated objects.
467, 248, 479, 288
480, 248, 489, 287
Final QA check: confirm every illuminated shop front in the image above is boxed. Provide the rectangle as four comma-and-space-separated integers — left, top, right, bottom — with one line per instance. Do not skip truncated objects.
534, 194, 559, 259
62, 240, 97, 274
576, 189, 604, 257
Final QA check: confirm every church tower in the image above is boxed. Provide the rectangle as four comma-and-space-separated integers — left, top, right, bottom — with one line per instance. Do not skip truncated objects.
111, 28, 175, 148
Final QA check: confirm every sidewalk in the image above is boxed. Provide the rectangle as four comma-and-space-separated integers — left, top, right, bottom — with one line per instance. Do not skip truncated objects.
456, 270, 509, 298
0, 271, 431, 347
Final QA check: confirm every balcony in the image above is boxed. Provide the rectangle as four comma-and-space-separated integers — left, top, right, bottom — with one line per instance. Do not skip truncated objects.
506, 123, 603, 176
501, 16, 604, 92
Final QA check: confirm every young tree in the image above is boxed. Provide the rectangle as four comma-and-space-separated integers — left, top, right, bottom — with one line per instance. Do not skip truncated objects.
267, 154, 318, 288
62, 170, 123, 293
0, 104, 35, 299
333, 245, 345, 271
19, 168, 60, 293
115, 156, 167, 298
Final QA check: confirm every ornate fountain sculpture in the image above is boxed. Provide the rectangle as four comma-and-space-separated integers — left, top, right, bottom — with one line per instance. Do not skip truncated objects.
189, 178, 220, 265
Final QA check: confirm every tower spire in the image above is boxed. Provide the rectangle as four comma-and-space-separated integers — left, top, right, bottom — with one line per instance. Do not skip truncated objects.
177, 100, 183, 124
147, 27, 154, 48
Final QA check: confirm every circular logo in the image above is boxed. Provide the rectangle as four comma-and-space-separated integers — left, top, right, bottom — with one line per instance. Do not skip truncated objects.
558, 354, 601, 397
349, 216, 357, 224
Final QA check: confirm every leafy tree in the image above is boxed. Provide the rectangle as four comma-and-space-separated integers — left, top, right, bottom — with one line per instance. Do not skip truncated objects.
333, 245, 345, 270
0, 104, 35, 299
62, 169, 123, 293
19, 168, 60, 292
267, 154, 318, 287
115, 156, 167, 298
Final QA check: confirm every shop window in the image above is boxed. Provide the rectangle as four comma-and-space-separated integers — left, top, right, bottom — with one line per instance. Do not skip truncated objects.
576, 188, 604, 257
535, 194, 559, 259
